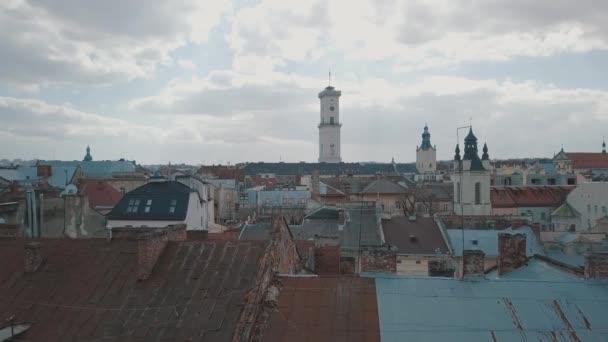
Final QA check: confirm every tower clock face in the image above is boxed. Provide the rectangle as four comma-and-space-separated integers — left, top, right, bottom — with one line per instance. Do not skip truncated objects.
330, 106, 335, 111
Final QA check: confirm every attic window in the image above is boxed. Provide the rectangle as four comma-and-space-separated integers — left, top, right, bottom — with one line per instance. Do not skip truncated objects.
126, 199, 140, 213
169, 199, 177, 213
144, 199, 152, 213
471, 239, 478, 245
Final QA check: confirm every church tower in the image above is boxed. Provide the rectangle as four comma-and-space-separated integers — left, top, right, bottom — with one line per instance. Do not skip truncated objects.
416, 124, 437, 173
318, 81, 342, 163
453, 128, 491, 216
83, 145, 93, 161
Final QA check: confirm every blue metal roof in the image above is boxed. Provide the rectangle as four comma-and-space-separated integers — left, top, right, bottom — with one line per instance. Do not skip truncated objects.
447, 227, 543, 257
372, 273, 608, 341
38, 160, 135, 177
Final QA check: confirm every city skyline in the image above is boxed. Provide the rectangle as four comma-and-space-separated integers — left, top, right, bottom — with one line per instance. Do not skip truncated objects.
2, 1, 608, 164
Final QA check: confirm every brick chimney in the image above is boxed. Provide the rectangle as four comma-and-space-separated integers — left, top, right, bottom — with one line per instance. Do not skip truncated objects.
585, 253, 608, 279
461, 250, 485, 277
37, 165, 52, 178
497, 233, 527, 275
112, 225, 187, 280
24, 242, 43, 273
360, 245, 397, 273
314, 235, 340, 275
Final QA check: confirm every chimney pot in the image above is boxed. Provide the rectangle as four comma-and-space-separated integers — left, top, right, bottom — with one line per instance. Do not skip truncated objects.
462, 250, 485, 276
497, 233, 527, 275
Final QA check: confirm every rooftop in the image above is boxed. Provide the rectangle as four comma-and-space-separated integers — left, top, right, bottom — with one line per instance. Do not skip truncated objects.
382, 216, 449, 255
490, 186, 574, 208
447, 227, 543, 257
0, 238, 268, 341
371, 272, 608, 341
108, 181, 193, 221
263, 276, 380, 342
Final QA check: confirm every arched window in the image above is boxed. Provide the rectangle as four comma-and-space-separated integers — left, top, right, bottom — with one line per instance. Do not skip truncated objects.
475, 182, 481, 205
456, 182, 461, 203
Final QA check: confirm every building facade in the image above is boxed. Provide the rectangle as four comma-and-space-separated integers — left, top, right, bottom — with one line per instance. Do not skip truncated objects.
318, 85, 342, 163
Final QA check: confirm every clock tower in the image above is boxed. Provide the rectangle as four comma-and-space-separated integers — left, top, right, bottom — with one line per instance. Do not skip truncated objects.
318, 82, 342, 163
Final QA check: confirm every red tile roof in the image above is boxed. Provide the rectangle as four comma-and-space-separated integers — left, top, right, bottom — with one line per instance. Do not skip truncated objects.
79, 178, 123, 208
490, 186, 574, 208
0, 238, 268, 341
566, 152, 608, 169
382, 216, 449, 255
262, 277, 380, 342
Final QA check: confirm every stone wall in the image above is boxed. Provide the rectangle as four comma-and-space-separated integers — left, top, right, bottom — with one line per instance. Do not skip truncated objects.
360, 245, 397, 273
497, 233, 527, 275
462, 250, 485, 276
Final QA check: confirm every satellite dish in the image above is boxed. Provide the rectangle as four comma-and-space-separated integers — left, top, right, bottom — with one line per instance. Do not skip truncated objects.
61, 184, 78, 197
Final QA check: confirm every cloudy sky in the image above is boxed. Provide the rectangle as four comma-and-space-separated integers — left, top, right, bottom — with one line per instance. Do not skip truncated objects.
2, 0, 608, 164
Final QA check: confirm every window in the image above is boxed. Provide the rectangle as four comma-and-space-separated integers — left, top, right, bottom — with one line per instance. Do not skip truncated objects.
126, 199, 140, 213
474, 182, 481, 205
144, 199, 152, 213
588, 204, 591, 213
456, 182, 461, 203
300, 198, 306, 204
540, 212, 546, 221
603, 206, 607, 214
330, 116, 335, 125
169, 199, 177, 213
415, 260, 421, 264
396, 201, 401, 209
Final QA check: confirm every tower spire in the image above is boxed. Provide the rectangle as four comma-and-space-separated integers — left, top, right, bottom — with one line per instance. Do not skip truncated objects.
328, 69, 331, 86
603, 137, 606, 154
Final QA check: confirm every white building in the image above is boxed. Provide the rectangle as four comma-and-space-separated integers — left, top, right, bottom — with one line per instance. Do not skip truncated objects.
318, 84, 342, 163
552, 182, 608, 232
107, 176, 211, 230
453, 128, 492, 216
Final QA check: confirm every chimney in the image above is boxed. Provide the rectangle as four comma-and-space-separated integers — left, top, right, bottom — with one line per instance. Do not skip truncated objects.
36, 165, 52, 178
585, 253, 608, 279
360, 245, 397, 273
311, 170, 320, 200
112, 224, 187, 280
462, 250, 485, 277
497, 233, 527, 275
24, 242, 43, 273
338, 209, 345, 225
314, 235, 340, 275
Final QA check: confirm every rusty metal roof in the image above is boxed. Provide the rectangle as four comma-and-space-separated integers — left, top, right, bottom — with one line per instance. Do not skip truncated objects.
0, 238, 268, 341
262, 277, 380, 342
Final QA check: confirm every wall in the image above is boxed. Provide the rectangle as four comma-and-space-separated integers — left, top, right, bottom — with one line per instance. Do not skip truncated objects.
103, 178, 147, 194
453, 170, 492, 216
416, 148, 436, 173
396, 255, 430, 276
63, 194, 107, 238
566, 182, 608, 231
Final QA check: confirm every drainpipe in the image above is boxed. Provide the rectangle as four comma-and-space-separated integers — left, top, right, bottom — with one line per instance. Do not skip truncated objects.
31, 189, 38, 238
39, 193, 44, 238
26, 189, 33, 238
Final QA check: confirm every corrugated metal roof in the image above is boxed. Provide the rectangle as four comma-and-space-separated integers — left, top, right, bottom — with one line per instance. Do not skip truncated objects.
38, 160, 135, 177
372, 273, 608, 341
447, 227, 543, 257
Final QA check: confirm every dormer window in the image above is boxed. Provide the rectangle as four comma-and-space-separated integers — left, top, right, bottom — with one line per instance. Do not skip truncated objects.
169, 199, 177, 213
126, 199, 140, 213
144, 199, 152, 213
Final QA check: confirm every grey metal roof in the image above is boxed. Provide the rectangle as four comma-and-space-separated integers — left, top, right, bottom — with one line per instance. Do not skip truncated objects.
108, 181, 191, 221
372, 271, 608, 341
361, 178, 409, 195
239, 222, 273, 240
291, 207, 382, 250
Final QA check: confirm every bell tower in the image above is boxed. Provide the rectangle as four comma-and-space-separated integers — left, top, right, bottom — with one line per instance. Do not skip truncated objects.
318, 75, 342, 163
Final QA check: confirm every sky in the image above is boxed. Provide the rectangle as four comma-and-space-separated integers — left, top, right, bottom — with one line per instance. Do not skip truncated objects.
2, 0, 608, 165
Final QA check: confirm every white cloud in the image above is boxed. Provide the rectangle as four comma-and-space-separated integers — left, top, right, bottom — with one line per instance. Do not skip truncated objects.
0, 0, 230, 87
227, 0, 608, 71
